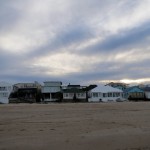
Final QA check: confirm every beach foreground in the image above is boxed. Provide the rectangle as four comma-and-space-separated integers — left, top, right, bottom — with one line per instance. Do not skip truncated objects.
0, 102, 150, 150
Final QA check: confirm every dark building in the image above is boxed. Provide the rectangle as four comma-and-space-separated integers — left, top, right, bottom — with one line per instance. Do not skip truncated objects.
9, 82, 42, 103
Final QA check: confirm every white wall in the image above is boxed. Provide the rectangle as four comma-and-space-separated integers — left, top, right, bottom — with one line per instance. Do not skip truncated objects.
88, 92, 102, 102
63, 93, 74, 99
0, 84, 13, 104
145, 92, 150, 99
63, 93, 86, 100
42, 86, 61, 93
88, 92, 123, 102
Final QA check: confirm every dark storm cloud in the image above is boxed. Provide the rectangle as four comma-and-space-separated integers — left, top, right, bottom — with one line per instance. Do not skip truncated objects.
81, 21, 150, 55
29, 20, 150, 59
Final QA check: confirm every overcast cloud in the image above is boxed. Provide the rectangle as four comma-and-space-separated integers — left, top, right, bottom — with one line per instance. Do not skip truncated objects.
0, 0, 150, 85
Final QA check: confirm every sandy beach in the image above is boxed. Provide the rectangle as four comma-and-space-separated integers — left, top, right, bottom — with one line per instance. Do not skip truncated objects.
0, 102, 150, 150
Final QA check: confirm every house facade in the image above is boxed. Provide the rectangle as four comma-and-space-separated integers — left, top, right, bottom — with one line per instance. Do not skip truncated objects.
9, 82, 42, 103
143, 87, 150, 100
124, 86, 145, 100
42, 81, 62, 102
62, 85, 88, 102
88, 85, 124, 102
0, 82, 12, 104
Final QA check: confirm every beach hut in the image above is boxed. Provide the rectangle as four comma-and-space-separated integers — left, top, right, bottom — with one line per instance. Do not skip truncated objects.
88, 85, 124, 102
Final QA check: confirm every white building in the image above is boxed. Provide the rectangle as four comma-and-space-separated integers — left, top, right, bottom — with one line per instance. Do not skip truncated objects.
143, 87, 150, 100
0, 82, 13, 104
42, 81, 62, 102
88, 85, 124, 102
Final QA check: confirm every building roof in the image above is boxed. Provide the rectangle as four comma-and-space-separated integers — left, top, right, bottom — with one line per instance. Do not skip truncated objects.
13, 82, 41, 89
0, 82, 12, 86
92, 85, 123, 93
124, 86, 144, 93
44, 81, 62, 84
68, 85, 80, 87
143, 87, 150, 92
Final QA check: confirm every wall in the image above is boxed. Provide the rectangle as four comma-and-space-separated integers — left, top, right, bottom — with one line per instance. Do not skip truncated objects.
42, 86, 61, 93
145, 92, 150, 99
88, 92, 123, 102
0, 85, 12, 103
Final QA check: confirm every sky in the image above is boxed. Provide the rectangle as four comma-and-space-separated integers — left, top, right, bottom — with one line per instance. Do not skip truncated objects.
0, 0, 150, 85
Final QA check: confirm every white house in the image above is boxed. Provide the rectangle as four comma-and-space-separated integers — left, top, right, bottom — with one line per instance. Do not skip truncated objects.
0, 82, 13, 104
42, 81, 62, 102
143, 87, 150, 100
88, 85, 124, 102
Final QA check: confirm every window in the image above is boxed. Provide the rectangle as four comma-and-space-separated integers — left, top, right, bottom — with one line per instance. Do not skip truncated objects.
65, 93, 69, 97
93, 93, 98, 97
108, 93, 112, 97
80, 93, 84, 97
77, 93, 85, 98
103, 93, 107, 97
138, 93, 140, 97
77, 93, 80, 97
113, 93, 116, 97
115, 93, 120, 97
3, 93, 8, 97
1, 93, 8, 97
140, 93, 144, 97
69, 93, 74, 97
98, 93, 102, 97
0, 87, 7, 91
133, 93, 136, 98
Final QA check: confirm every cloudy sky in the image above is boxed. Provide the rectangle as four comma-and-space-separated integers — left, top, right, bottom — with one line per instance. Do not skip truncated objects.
0, 0, 150, 85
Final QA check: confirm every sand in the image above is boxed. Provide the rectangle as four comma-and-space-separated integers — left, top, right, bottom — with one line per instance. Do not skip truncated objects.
0, 102, 150, 150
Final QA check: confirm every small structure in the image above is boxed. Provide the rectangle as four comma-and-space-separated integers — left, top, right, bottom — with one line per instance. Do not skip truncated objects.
124, 86, 145, 100
0, 82, 12, 104
88, 85, 124, 102
9, 82, 42, 103
143, 87, 150, 100
42, 81, 62, 102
